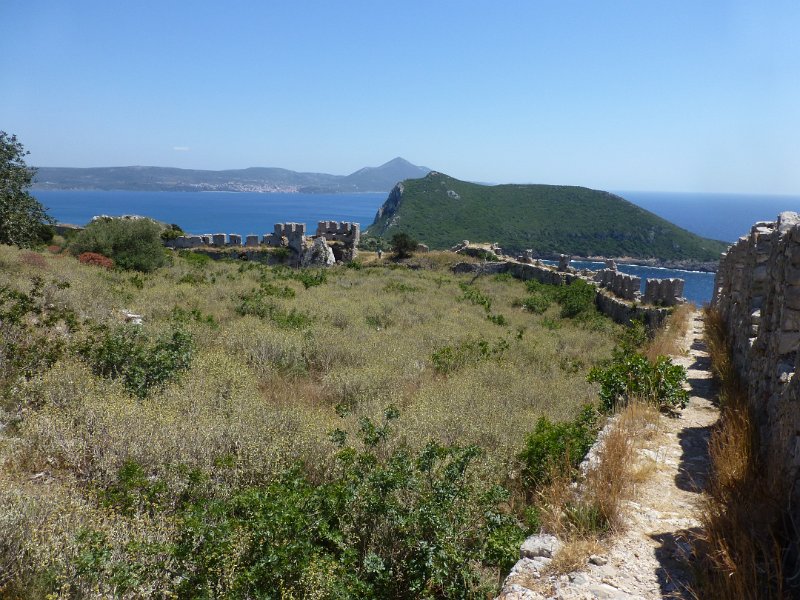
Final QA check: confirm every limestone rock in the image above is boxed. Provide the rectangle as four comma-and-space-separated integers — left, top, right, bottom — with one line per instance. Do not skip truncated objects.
521, 534, 562, 560
300, 236, 335, 267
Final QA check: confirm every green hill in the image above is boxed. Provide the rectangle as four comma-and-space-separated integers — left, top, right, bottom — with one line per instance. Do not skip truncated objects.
366, 172, 728, 262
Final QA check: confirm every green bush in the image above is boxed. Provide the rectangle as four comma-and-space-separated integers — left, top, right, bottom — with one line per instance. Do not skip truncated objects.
180, 250, 211, 268
172, 408, 524, 598
70, 218, 167, 272
431, 338, 509, 374
554, 279, 597, 319
78, 324, 194, 398
459, 282, 492, 312
520, 293, 551, 314
519, 404, 599, 489
236, 289, 312, 330
487, 313, 508, 326
390, 232, 418, 260
588, 350, 688, 411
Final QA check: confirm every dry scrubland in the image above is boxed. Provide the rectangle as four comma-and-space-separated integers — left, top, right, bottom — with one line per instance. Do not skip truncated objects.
0, 247, 623, 598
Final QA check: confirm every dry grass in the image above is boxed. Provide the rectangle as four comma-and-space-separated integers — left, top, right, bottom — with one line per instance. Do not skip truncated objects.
643, 301, 694, 361
584, 401, 661, 532
689, 306, 787, 600
547, 539, 605, 575
0, 244, 624, 597
540, 400, 661, 576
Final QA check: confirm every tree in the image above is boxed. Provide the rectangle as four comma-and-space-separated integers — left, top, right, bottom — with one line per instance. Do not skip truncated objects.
390, 232, 417, 259
0, 131, 54, 247
70, 217, 168, 272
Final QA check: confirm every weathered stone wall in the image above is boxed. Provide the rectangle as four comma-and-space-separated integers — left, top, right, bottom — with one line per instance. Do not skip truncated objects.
643, 278, 685, 306
595, 269, 641, 301
452, 261, 670, 328
166, 221, 360, 262
315, 221, 360, 246
712, 211, 800, 528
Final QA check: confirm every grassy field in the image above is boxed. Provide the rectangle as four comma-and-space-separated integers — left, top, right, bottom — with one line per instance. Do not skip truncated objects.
0, 246, 622, 598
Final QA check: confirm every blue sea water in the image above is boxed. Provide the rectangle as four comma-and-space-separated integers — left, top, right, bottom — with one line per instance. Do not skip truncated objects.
615, 191, 800, 243
33, 190, 384, 236
562, 260, 715, 307
35, 188, 791, 305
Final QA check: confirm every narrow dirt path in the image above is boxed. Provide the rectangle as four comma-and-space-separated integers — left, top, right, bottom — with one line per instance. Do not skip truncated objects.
500, 311, 719, 599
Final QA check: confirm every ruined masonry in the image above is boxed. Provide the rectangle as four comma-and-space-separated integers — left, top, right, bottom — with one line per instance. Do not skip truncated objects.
712, 211, 800, 533
166, 221, 360, 263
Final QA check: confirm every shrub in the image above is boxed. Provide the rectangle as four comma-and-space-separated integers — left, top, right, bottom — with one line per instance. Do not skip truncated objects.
160, 223, 184, 241
236, 289, 312, 330
459, 282, 492, 312
554, 279, 596, 319
390, 232, 417, 259
20, 251, 48, 269
78, 251, 114, 270
172, 408, 524, 597
70, 218, 167, 272
77, 324, 194, 398
180, 250, 211, 268
588, 350, 688, 412
487, 313, 508, 326
431, 338, 509, 374
519, 404, 599, 489
520, 294, 550, 314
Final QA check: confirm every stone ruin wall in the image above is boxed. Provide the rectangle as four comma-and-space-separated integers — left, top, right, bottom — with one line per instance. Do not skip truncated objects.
712, 211, 800, 529
166, 221, 360, 262
454, 260, 673, 329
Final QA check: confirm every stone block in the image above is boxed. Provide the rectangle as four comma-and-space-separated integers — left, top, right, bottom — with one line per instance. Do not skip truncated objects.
786, 286, 800, 310
778, 330, 800, 355
782, 309, 800, 331
228, 234, 242, 246
212, 233, 226, 246
245, 235, 260, 247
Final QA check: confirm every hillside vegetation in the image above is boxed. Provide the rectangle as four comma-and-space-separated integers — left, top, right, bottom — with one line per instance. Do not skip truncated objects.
366, 172, 728, 261
0, 245, 627, 598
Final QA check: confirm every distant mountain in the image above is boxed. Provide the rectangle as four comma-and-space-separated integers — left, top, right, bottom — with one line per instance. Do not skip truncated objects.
366, 172, 729, 263
31, 158, 431, 193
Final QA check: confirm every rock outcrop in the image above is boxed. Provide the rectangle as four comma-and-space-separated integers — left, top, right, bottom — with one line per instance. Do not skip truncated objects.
300, 236, 335, 267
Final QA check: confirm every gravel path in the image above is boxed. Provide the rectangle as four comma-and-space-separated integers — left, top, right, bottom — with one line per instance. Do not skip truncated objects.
500, 311, 719, 600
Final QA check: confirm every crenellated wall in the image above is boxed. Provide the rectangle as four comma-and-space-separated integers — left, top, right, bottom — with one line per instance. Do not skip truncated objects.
166, 221, 359, 261
453, 260, 672, 329
595, 269, 641, 301
712, 211, 800, 526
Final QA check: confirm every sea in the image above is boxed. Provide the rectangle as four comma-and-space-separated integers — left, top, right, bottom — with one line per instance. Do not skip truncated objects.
32, 189, 800, 306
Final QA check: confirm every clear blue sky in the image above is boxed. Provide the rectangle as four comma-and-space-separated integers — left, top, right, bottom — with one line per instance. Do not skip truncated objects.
2, 0, 799, 193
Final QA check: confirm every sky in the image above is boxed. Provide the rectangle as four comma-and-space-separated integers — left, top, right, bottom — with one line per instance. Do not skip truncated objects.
2, 1, 800, 194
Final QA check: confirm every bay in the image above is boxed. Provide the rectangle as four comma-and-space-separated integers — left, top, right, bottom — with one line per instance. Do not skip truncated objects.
33, 190, 384, 236
546, 260, 716, 307
34, 189, 770, 304
615, 191, 800, 243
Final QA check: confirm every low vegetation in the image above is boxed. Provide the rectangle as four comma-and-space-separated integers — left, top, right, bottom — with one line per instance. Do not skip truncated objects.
691, 307, 787, 599
0, 243, 690, 598
69, 217, 168, 272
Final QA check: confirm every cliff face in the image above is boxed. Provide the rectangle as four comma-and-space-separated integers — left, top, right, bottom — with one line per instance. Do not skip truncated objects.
712, 211, 800, 526
370, 181, 405, 235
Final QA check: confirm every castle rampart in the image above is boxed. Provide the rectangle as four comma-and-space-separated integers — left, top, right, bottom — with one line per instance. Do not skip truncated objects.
165, 221, 359, 263
712, 211, 800, 534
